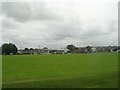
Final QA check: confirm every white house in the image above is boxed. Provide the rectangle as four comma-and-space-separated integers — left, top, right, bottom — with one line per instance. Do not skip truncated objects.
91, 47, 96, 52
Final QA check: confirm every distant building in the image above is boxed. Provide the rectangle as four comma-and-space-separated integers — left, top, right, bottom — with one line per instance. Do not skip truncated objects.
30, 49, 40, 54
91, 47, 96, 52
17, 48, 50, 55
96, 47, 106, 52
64, 48, 70, 54
17, 49, 24, 54
41, 47, 49, 54
55, 49, 65, 54
17, 46, 119, 55
74, 47, 87, 53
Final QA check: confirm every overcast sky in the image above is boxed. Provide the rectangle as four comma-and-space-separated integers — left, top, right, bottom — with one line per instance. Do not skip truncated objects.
1, 0, 118, 49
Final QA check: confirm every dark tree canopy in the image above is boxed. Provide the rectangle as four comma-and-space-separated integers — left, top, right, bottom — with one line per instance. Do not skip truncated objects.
30, 48, 34, 50
2, 43, 10, 55
24, 48, 29, 51
66, 45, 76, 52
1, 43, 18, 55
86, 46, 91, 53
43, 47, 48, 49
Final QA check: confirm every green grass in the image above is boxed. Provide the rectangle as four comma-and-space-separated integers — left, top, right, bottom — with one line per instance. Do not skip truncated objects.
2, 52, 118, 88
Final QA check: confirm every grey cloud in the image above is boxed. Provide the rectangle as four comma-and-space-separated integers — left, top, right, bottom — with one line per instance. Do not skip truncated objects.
2, 2, 60, 22
2, 17, 19, 30
108, 19, 118, 32
42, 20, 82, 41
31, 2, 59, 21
83, 28, 108, 37
2, 2, 32, 22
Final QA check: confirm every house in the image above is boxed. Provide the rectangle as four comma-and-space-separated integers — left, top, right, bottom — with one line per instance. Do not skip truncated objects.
64, 48, 70, 54
30, 49, 40, 54
73, 47, 87, 53
95, 46, 114, 52
49, 49, 56, 54
17, 48, 50, 55
91, 47, 96, 52
96, 46, 106, 52
41, 47, 49, 54
55, 49, 65, 54
17, 49, 40, 55
17, 49, 24, 54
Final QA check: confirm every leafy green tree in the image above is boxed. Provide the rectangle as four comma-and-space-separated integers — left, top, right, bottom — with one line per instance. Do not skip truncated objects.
43, 47, 48, 49
86, 46, 91, 53
66, 45, 76, 53
1, 43, 18, 55
30, 48, 34, 50
24, 48, 29, 51
2, 43, 10, 55
9, 43, 18, 54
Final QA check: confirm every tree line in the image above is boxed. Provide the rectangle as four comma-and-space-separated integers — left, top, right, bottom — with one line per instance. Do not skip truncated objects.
0, 43, 90, 55
0, 43, 119, 55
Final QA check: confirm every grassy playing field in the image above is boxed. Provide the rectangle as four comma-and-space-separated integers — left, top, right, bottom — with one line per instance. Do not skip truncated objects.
2, 52, 118, 88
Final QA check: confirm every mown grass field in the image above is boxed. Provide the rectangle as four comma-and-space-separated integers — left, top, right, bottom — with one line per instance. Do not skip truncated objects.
2, 53, 118, 88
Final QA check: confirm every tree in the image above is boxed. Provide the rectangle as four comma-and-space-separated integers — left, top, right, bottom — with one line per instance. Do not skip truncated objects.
43, 47, 48, 49
86, 46, 91, 53
66, 45, 76, 53
24, 48, 29, 51
30, 48, 34, 50
113, 47, 118, 52
1, 43, 18, 55
9, 43, 18, 54
2, 43, 10, 55
23, 48, 29, 54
